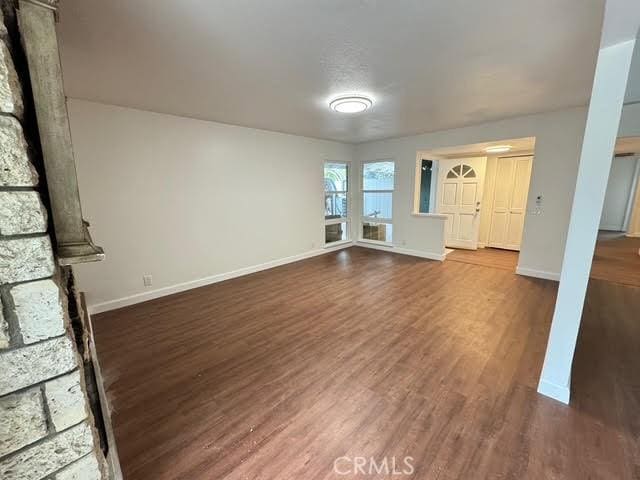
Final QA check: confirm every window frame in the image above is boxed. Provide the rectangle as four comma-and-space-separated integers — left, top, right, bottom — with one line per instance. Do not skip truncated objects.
323, 160, 351, 246
360, 159, 395, 245
412, 153, 444, 215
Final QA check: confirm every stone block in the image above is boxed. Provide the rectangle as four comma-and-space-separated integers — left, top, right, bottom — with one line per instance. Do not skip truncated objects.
0, 236, 54, 284
0, 388, 47, 457
0, 422, 94, 480
0, 39, 23, 119
0, 307, 8, 348
54, 452, 102, 480
44, 370, 87, 432
0, 116, 37, 186
0, 191, 48, 235
0, 336, 77, 396
9, 279, 65, 344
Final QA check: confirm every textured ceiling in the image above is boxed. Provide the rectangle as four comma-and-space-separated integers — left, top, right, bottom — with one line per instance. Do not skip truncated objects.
57, 0, 605, 143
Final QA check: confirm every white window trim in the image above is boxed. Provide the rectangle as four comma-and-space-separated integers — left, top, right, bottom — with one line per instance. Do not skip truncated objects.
323, 160, 351, 246
360, 159, 395, 245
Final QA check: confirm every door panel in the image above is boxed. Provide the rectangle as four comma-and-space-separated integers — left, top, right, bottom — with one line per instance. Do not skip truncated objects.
489, 212, 507, 245
458, 214, 475, 241
488, 156, 532, 251
511, 159, 530, 210
461, 183, 477, 206
507, 213, 525, 245
436, 157, 486, 249
444, 213, 455, 236
493, 160, 513, 209
442, 183, 458, 206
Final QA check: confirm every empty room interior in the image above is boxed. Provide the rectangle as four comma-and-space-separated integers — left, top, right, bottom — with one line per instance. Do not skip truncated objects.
1, 1, 640, 479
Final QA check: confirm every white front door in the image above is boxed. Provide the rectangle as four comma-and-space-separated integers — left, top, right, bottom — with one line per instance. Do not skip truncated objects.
436, 157, 486, 250
488, 156, 532, 250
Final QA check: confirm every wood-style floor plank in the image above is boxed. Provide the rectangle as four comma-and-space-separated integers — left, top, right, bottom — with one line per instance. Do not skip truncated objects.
92, 246, 640, 479
446, 246, 519, 271
591, 235, 640, 287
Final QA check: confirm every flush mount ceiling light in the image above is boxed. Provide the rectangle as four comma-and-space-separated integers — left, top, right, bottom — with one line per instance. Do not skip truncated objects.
485, 145, 512, 154
329, 95, 373, 113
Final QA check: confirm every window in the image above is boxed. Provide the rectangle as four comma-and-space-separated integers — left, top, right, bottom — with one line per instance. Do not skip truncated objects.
418, 159, 434, 213
447, 163, 476, 178
324, 162, 350, 244
361, 160, 395, 243
413, 157, 440, 214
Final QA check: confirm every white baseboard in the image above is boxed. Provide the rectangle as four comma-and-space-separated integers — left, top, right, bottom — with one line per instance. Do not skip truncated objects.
626, 232, 640, 238
515, 266, 560, 281
355, 241, 445, 261
89, 242, 353, 314
537, 378, 570, 404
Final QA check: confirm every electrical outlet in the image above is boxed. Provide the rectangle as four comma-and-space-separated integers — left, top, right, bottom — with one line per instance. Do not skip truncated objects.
143, 274, 153, 287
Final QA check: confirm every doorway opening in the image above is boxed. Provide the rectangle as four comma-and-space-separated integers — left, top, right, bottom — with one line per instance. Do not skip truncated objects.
414, 137, 536, 272
590, 136, 640, 287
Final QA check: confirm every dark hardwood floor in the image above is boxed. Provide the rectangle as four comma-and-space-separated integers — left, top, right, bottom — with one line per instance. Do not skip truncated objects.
591, 235, 640, 287
92, 246, 640, 479
446, 247, 519, 271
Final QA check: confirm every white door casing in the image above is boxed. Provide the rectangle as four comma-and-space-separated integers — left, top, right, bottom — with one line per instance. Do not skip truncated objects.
488, 156, 533, 251
436, 157, 486, 249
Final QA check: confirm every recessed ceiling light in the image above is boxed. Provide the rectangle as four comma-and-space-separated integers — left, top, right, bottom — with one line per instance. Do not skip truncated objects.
329, 95, 373, 114
485, 145, 512, 154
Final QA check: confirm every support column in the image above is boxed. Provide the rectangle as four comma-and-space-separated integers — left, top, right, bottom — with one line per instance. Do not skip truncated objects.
537, 38, 636, 404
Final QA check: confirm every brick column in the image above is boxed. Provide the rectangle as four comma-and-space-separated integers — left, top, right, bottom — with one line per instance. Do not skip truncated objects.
0, 4, 106, 479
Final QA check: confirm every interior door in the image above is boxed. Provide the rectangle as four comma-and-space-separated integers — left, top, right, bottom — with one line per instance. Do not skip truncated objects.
436, 157, 486, 249
488, 156, 532, 250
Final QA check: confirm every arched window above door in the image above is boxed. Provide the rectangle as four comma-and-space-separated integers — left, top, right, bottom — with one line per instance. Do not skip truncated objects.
446, 164, 476, 179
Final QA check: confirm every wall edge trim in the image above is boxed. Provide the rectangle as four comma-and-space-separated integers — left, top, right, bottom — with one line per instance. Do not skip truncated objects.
537, 378, 570, 404
515, 266, 560, 281
354, 241, 446, 261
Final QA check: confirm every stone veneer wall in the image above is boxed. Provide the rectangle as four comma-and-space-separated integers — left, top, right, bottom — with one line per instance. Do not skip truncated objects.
0, 3, 106, 479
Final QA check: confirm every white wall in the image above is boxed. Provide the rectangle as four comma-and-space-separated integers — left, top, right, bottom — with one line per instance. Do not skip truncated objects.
68, 99, 353, 311
618, 105, 640, 237
600, 155, 638, 231
620, 102, 640, 136
627, 176, 640, 236
354, 108, 589, 278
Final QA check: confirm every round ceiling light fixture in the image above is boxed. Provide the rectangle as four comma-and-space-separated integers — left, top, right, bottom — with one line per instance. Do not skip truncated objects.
485, 145, 512, 154
329, 95, 373, 113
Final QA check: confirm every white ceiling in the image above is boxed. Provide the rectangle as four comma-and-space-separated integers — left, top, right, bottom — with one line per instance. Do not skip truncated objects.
419, 137, 536, 159
57, 0, 605, 144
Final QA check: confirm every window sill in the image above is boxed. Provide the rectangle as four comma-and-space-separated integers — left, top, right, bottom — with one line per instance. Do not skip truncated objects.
411, 212, 448, 220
